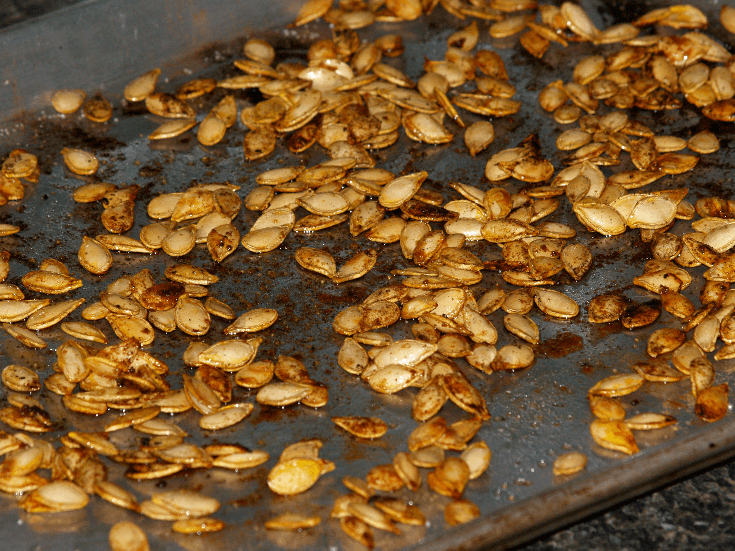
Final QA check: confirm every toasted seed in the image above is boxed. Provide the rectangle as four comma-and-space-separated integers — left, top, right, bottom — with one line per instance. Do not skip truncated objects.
427, 456, 470, 499
333, 416, 388, 439
105, 315, 154, 346
93, 481, 139, 512
256, 382, 311, 406
688, 130, 720, 154
481, 219, 538, 243
267, 458, 324, 496
198, 114, 227, 146
625, 412, 677, 431
20, 481, 89, 512
334, 249, 378, 283
104, 407, 161, 432
295, 247, 336, 278
134, 418, 187, 438
444, 499, 480, 526
78, 236, 113, 275
503, 288, 534, 315
198, 340, 256, 371
124, 67, 160, 102
165, 264, 218, 286
81, 92, 113, 122
200, 403, 253, 431
573, 202, 626, 235
553, 452, 587, 476
695, 383, 729, 422
373, 340, 437, 369
588, 395, 626, 421
0, 284, 23, 300
1, 364, 41, 392
21, 271, 82, 294
169, 518, 224, 535
589, 373, 644, 398
492, 344, 535, 371
459, 441, 491, 480
145, 93, 195, 118
464, 121, 495, 156
532, 288, 578, 318
52, 89, 86, 114
206, 224, 239, 263
621, 300, 661, 329
5, 324, 46, 348
175, 296, 211, 336
224, 308, 278, 335
161, 225, 196, 257
26, 298, 85, 331
152, 490, 219, 518
590, 419, 638, 455
556, 129, 592, 151
148, 118, 197, 140
503, 313, 539, 344
61, 147, 99, 175
647, 328, 686, 357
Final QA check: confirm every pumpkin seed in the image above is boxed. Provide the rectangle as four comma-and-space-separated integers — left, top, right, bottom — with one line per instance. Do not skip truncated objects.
21, 271, 82, 295
444, 499, 480, 526
4, 324, 46, 348
590, 419, 638, 455
148, 118, 197, 140
199, 403, 253, 430
197, 114, 227, 146
94, 481, 140, 512
145, 93, 195, 118
27, 298, 85, 331
695, 383, 729, 422
332, 416, 388, 439
80, 92, 112, 122
553, 451, 587, 476
61, 147, 98, 175
51, 89, 86, 114
124, 68, 160, 102
1, 364, 41, 392
19, 480, 89, 512
175, 296, 211, 336
78, 236, 112, 275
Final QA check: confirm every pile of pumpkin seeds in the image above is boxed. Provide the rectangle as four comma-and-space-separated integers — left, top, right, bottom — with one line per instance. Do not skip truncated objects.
1, 0, 735, 549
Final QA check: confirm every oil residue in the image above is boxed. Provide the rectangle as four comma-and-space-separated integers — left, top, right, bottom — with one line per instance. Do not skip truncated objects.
536, 332, 584, 358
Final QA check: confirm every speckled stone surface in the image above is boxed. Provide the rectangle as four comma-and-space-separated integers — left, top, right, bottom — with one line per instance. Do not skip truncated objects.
520, 461, 735, 550
2, 1, 735, 550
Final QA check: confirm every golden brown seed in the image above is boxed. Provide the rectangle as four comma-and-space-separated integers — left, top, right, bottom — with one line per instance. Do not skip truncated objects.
52, 89, 86, 114
109, 521, 150, 551
172, 518, 225, 535
4, 324, 46, 348
145, 93, 195, 118
444, 499, 480, 526
124, 68, 160, 102
78, 236, 113, 275
589, 374, 645, 397
267, 458, 324, 495
332, 416, 388, 439
19, 480, 89, 512
1, 364, 41, 392
553, 452, 587, 476
590, 419, 638, 455
695, 383, 729, 422
61, 147, 99, 175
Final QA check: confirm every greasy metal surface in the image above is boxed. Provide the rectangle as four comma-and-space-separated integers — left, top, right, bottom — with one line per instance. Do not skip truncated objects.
0, 0, 733, 550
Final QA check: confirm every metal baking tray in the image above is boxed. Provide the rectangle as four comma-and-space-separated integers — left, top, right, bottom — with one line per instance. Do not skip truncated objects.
0, 0, 734, 549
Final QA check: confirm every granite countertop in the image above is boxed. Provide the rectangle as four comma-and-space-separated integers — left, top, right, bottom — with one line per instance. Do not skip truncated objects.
1, 0, 734, 549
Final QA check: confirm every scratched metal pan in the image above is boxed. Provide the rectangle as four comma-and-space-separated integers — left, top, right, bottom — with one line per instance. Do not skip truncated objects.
0, 0, 734, 550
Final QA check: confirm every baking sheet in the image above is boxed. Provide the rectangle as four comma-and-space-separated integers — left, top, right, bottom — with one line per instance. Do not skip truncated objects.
0, 0, 734, 550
